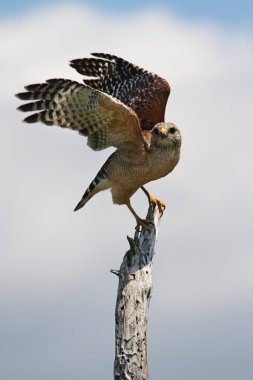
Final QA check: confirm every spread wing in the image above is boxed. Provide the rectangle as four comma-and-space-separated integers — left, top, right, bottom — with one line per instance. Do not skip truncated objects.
16, 79, 144, 151
70, 53, 170, 130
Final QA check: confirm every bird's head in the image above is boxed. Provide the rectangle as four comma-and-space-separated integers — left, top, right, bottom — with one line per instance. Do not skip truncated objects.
150, 122, 181, 149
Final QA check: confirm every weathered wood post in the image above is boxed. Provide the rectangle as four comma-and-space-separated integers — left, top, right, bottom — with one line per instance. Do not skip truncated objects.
111, 204, 163, 380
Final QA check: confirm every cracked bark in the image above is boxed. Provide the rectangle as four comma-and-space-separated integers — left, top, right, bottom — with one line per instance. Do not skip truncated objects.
111, 204, 162, 380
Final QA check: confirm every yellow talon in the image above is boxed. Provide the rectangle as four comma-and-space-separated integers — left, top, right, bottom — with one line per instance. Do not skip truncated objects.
126, 200, 154, 230
135, 217, 154, 231
141, 186, 166, 213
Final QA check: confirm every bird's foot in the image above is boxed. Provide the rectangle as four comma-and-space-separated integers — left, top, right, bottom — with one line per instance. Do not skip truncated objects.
140, 186, 165, 214
126, 199, 154, 231
147, 194, 166, 214
135, 217, 154, 231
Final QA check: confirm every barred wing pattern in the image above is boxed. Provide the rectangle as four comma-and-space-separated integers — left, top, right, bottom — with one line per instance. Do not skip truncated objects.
16, 79, 144, 151
70, 53, 170, 130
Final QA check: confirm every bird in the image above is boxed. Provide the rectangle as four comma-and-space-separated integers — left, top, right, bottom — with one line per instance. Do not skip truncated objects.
16, 53, 181, 229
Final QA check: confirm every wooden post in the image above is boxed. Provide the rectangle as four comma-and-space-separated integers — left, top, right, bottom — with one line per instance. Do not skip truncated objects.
111, 205, 162, 380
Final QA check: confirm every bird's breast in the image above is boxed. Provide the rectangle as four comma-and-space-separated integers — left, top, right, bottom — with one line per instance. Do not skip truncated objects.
107, 144, 180, 205
145, 146, 180, 181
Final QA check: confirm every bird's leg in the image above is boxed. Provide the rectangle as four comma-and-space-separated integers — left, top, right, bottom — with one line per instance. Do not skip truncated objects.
126, 200, 154, 230
141, 186, 166, 213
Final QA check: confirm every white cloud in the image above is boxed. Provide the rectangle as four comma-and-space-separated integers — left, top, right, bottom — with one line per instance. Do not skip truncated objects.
1, 4, 253, 380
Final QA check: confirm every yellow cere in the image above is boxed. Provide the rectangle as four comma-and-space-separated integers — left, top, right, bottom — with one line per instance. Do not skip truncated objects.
160, 127, 167, 134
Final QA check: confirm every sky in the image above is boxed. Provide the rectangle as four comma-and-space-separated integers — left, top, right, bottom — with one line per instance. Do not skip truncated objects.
1, 1, 253, 380
1, 0, 253, 27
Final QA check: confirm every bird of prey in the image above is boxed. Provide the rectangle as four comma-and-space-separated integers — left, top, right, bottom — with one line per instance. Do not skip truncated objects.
16, 53, 181, 228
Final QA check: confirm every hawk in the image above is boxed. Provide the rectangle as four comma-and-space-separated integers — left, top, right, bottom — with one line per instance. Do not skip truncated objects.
16, 53, 181, 228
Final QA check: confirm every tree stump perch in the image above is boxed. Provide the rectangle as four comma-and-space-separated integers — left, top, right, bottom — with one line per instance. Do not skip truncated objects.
111, 204, 163, 380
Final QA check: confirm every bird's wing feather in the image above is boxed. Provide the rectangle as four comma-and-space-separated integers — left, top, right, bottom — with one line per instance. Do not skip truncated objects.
16, 79, 144, 151
70, 53, 170, 130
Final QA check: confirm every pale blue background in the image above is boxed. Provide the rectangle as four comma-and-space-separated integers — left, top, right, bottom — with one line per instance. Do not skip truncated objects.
1, 0, 253, 25
1, 1, 253, 380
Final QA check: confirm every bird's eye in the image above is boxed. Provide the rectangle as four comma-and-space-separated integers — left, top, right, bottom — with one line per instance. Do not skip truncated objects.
169, 127, 176, 135
154, 128, 159, 134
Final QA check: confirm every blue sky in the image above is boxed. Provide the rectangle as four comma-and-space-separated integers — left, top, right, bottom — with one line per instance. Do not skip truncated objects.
1, 2, 253, 380
1, 0, 253, 27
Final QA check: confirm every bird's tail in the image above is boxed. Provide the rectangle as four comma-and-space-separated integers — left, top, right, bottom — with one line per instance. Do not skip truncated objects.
74, 188, 93, 211
73, 164, 111, 212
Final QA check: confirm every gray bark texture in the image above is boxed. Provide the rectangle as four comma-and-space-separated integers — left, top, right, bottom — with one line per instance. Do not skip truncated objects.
111, 204, 162, 380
